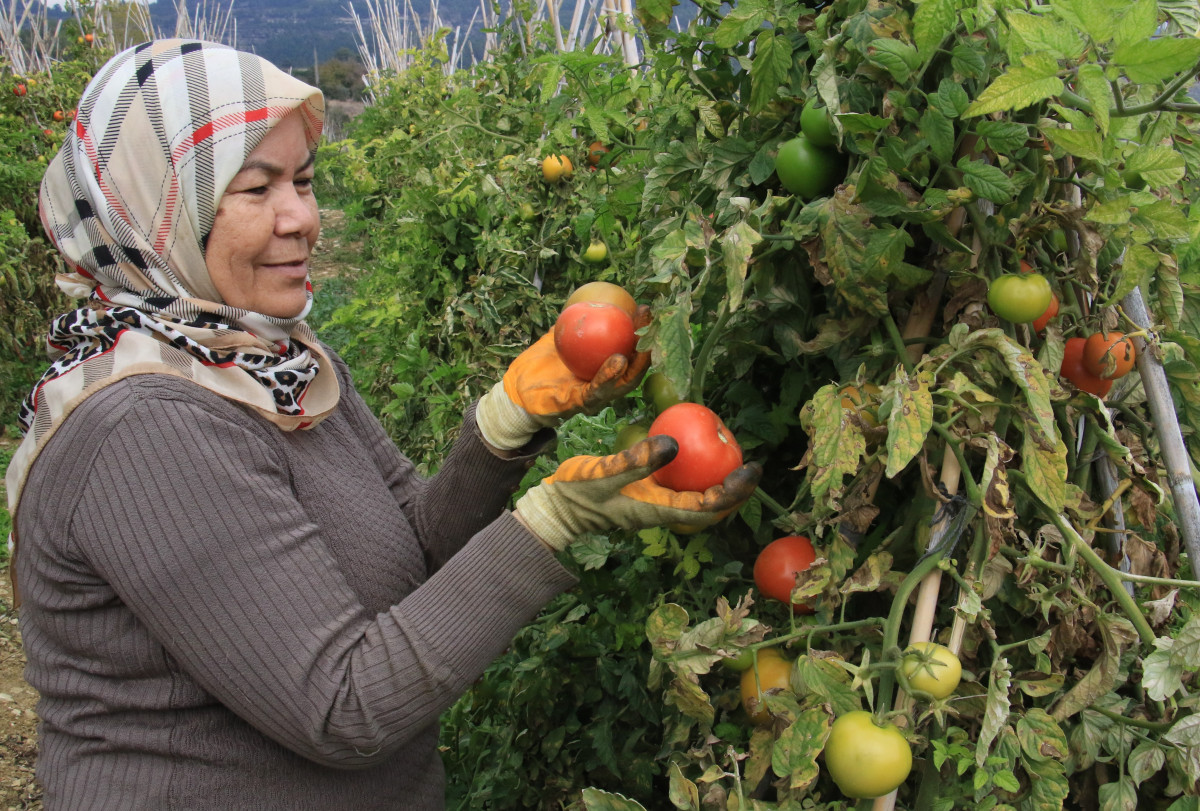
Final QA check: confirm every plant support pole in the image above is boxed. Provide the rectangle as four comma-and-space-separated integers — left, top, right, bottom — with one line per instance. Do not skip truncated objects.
1122, 287, 1200, 575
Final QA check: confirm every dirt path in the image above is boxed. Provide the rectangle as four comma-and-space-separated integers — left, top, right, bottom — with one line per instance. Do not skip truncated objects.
0, 208, 355, 808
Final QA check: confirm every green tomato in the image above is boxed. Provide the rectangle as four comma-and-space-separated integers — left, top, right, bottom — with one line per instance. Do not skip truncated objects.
1047, 229, 1068, 253
774, 134, 839, 201
986, 273, 1053, 323
645, 371, 684, 413
613, 421, 650, 452
900, 642, 962, 700
518, 202, 537, 222
582, 241, 608, 263
800, 98, 836, 148
824, 711, 913, 799
721, 647, 755, 671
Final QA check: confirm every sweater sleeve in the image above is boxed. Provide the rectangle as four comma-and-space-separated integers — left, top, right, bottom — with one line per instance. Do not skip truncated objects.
326, 351, 554, 571
66, 388, 576, 768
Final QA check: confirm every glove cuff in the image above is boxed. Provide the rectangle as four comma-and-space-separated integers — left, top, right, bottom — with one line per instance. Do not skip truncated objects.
477, 380, 545, 450
513, 484, 577, 551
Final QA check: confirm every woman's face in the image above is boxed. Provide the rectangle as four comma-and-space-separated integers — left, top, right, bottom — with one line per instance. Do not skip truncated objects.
206, 109, 320, 319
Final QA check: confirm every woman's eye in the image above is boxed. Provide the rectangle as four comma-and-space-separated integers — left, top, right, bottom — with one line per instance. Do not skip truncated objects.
295, 177, 314, 189
242, 185, 268, 196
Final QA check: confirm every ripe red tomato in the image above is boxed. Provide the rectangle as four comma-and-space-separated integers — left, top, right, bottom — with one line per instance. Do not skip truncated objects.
553, 301, 637, 380
52, 110, 64, 121
84, 33, 95, 43
754, 535, 817, 613
824, 711, 913, 799
987, 272, 1053, 323
1061, 337, 1112, 398
648, 403, 743, 492
1032, 292, 1059, 333
774, 134, 839, 200
1083, 331, 1136, 379
13, 84, 27, 97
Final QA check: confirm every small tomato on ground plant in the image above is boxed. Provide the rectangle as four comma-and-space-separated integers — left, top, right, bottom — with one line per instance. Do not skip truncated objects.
581, 241, 608, 264
753, 535, 817, 613
648, 403, 742, 492
553, 301, 637, 380
900, 642, 962, 699
987, 272, 1053, 323
739, 649, 792, 725
1083, 331, 1136, 379
823, 711, 913, 799
1061, 337, 1113, 398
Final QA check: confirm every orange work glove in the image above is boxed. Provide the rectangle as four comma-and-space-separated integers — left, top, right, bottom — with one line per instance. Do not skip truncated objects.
476, 306, 652, 450
514, 434, 762, 550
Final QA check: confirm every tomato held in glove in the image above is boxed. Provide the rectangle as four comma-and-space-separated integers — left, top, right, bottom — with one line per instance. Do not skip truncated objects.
649, 403, 743, 492
553, 301, 637, 380
1061, 337, 1112, 398
900, 642, 962, 699
774, 134, 839, 200
740, 648, 792, 725
754, 535, 818, 613
824, 711, 913, 799
987, 273, 1053, 323
1083, 331, 1136, 379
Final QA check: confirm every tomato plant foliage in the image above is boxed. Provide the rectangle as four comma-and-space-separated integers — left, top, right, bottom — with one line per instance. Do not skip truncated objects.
312, 0, 1200, 803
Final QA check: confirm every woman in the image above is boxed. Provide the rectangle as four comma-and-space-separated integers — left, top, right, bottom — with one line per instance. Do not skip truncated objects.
6, 40, 760, 809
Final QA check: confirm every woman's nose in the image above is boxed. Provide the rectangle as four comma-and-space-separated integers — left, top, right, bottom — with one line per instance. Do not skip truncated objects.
275, 188, 318, 237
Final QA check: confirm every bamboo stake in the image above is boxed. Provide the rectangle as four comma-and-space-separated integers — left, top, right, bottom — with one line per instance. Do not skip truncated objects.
565, 0, 587, 50
1122, 287, 1200, 572
546, 0, 565, 51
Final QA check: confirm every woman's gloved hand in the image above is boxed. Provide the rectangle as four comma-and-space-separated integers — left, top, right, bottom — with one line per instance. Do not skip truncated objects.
513, 434, 762, 550
476, 306, 652, 450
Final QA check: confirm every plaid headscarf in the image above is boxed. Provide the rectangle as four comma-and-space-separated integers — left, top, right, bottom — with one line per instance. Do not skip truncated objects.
7, 40, 341, 599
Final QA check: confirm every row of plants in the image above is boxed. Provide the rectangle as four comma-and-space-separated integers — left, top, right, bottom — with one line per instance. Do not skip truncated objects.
315, 0, 1200, 807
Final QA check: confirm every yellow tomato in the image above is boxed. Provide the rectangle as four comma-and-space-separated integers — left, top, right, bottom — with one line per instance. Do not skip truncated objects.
739, 649, 792, 725
541, 154, 574, 183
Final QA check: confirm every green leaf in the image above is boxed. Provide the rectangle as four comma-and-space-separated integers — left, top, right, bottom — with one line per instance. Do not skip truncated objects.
921, 107, 955, 164
582, 788, 649, 810
1104, 243, 1158, 306
1112, 37, 1200, 84
838, 112, 891, 133
712, 0, 769, 48
772, 708, 832, 790
1127, 741, 1166, 787
965, 54, 1064, 117
1005, 10, 1086, 59
976, 120, 1030, 153
749, 31, 793, 113
1086, 196, 1133, 226
935, 78, 971, 118
668, 762, 700, 810
976, 657, 1012, 766
884, 366, 934, 478
1125, 146, 1187, 187
721, 221, 761, 314
1114, 0, 1159, 46
1076, 64, 1111, 135
1135, 200, 1193, 242
1053, 0, 1116, 43
957, 158, 1017, 203
1016, 708, 1069, 762
793, 655, 862, 717
1044, 128, 1104, 162
1098, 779, 1137, 811
913, 0, 958, 57
868, 38, 921, 83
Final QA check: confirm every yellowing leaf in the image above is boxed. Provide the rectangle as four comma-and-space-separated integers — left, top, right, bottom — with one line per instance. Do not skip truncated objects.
965, 54, 1064, 117
884, 365, 934, 478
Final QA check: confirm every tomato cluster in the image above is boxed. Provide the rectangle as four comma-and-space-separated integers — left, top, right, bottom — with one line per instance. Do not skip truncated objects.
774, 98, 843, 200
554, 282, 638, 380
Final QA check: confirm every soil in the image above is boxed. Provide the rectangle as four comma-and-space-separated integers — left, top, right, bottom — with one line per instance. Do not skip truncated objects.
0, 208, 355, 808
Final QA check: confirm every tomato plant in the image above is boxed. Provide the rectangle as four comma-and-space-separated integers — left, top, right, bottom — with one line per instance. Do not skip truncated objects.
753, 535, 817, 613
1060, 337, 1113, 398
739, 648, 792, 725
899, 642, 962, 700
1083, 331, 1136, 379
824, 712, 913, 799
648, 403, 743, 492
987, 272, 1053, 323
773, 134, 839, 200
799, 97, 835, 148
552, 301, 637, 380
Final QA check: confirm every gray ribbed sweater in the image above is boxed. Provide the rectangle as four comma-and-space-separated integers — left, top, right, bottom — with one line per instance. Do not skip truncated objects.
15, 351, 576, 809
